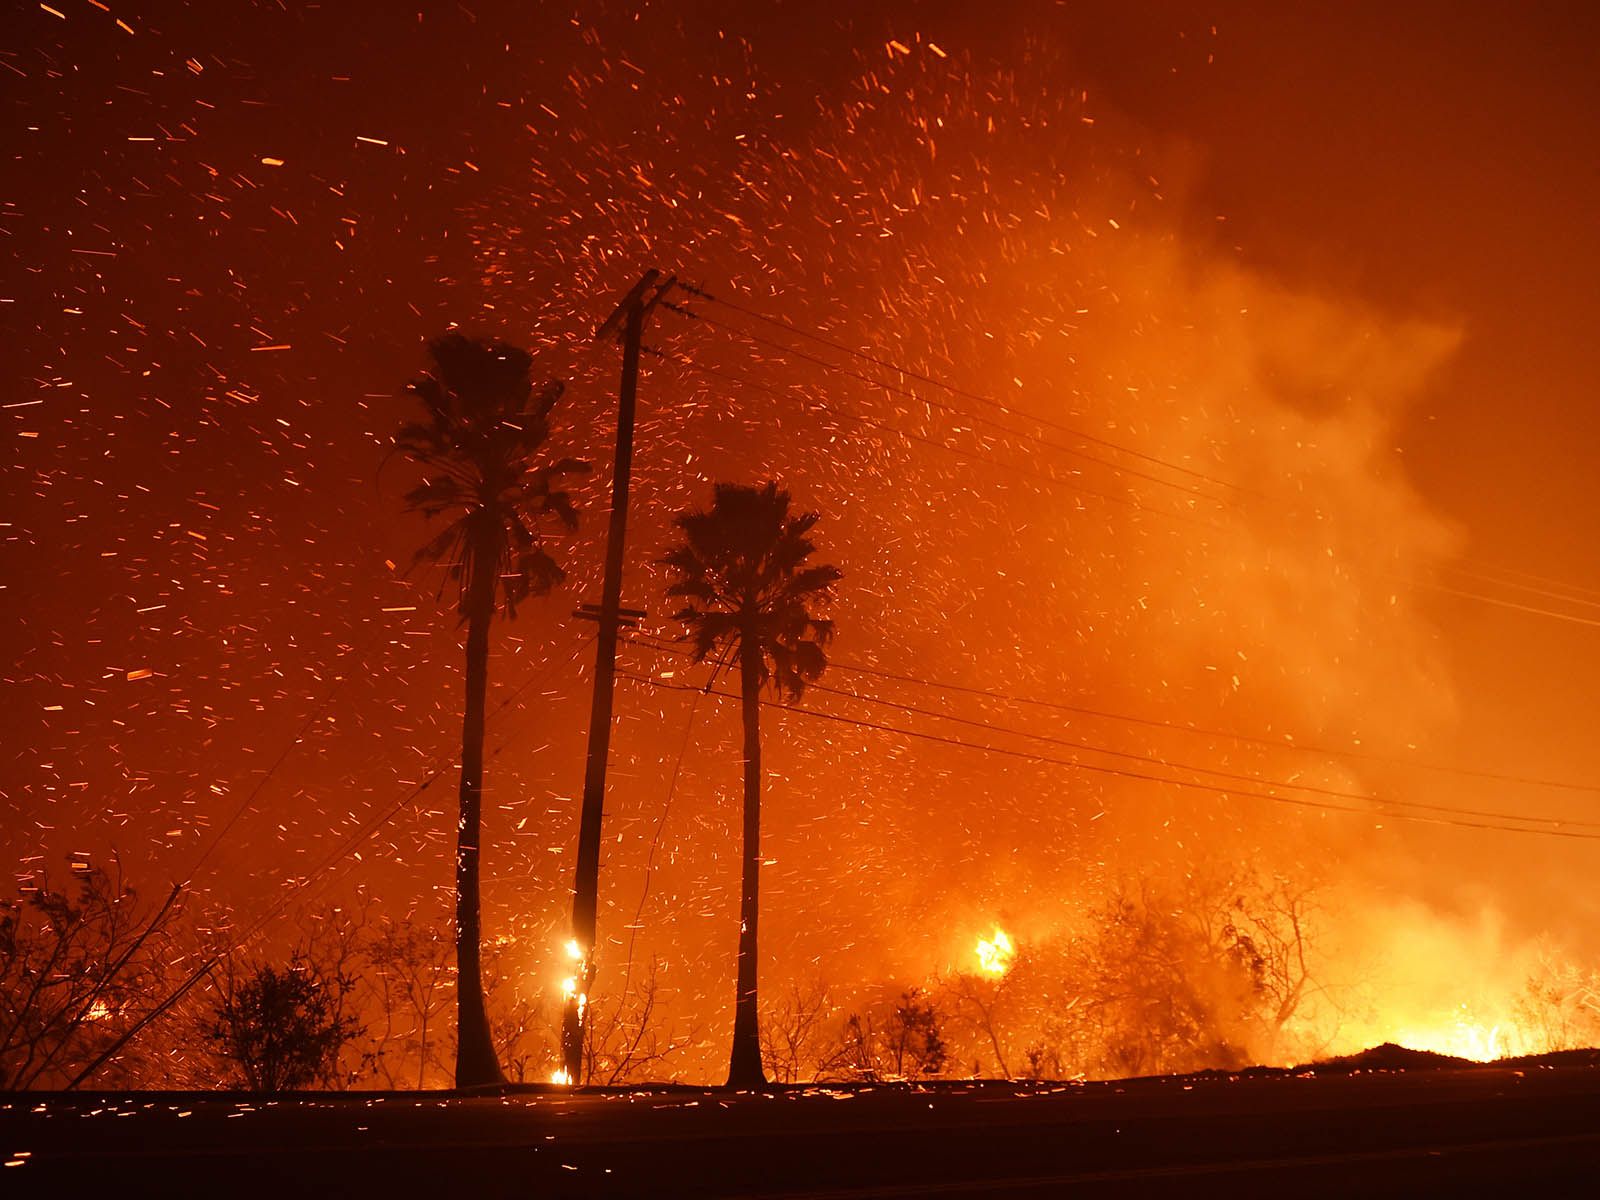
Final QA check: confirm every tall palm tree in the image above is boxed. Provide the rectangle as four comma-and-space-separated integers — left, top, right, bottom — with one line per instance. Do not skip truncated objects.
659, 482, 841, 1089
396, 333, 586, 1087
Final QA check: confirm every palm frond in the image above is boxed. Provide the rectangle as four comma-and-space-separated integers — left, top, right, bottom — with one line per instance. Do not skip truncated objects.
781, 565, 843, 603
395, 334, 583, 620
410, 519, 468, 571
658, 480, 842, 698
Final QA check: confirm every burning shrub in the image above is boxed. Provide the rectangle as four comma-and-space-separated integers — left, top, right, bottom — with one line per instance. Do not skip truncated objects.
910, 871, 1332, 1081
1069, 885, 1263, 1076
1512, 950, 1600, 1054
1050, 871, 1327, 1078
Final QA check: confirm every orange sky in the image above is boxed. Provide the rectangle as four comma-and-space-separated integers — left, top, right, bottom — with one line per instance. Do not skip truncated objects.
4, 1, 1598, 1078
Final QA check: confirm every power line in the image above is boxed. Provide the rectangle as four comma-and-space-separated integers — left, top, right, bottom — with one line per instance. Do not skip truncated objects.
617, 649, 732, 1004
1418, 580, 1600, 630
1441, 563, 1600, 616
660, 348, 1212, 526
1454, 560, 1600, 606
182, 622, 391, 890
669, 346, 1600, 636
619, 636, 1600, 830
677, 280, 1244, 492
69, 635, 594, 1088
276, 630, 596, 915
664, 346, 1137, 508
672, 283, 1600, 636
666, 348, 1600, 652
613, 668, 1600, 842
664, 299, 1219, 503
620, 631, 1600, 798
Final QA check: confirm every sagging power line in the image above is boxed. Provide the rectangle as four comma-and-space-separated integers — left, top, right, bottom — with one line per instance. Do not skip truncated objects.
615, 668, 1600, 842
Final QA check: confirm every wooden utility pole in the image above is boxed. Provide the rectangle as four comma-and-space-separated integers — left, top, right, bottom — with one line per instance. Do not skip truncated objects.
563, 269, 674, 1083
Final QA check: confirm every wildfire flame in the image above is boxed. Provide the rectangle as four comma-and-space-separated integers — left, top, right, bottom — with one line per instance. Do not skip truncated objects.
559, 939, 587, 1019
976, 928, 1016, 977
550, 1068, 571, 1086
1393, 1007, 1509, 1062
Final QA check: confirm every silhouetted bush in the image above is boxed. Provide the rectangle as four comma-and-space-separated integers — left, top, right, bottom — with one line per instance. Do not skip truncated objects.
207, 955, 361, 1091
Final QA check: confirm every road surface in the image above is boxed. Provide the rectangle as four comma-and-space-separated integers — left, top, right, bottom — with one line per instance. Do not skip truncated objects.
4, 1066, 1599, 1196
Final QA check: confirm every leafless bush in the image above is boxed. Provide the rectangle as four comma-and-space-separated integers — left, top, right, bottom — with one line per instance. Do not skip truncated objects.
325, 916, 556, 1088
581, 958, 698, 1085
760, 979, 844, 1084
0, 858, 179, 1089
360, 916, 455, 1088
943, 968, 1022, 1078
1513, 949, 1600, 1053
482, 939, 555, 1083
808, 987, 950, 1082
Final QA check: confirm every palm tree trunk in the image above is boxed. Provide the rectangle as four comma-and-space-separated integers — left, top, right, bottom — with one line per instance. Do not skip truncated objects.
726, 628, 767, 1088
454, 538, 505, 1087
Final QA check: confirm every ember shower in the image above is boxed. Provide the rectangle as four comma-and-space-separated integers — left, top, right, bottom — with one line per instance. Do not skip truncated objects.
6, 5, 1598, 1085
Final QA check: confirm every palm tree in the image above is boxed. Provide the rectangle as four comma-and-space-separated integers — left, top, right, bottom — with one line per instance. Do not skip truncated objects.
659, 482, 842, 1088
396, 333, 587, 1087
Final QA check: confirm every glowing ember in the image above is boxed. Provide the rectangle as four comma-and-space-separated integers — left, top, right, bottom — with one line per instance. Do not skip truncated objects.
975, 929, 1016, 977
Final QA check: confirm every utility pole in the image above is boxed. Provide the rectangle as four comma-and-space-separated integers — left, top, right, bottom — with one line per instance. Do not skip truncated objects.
562, 268, 675, 1084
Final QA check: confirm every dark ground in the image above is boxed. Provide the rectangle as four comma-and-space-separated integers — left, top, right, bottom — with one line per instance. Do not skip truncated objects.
6, 1061, 1600, 1197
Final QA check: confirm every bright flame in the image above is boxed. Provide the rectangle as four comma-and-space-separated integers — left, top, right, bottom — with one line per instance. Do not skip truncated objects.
1393, 1006, 1509, 1062
976, 928, 1016, 977
550, 1068, 571, 1086
560, 940, 588, 1015
559, 973, 587, 1018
